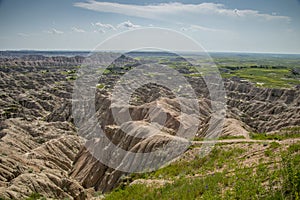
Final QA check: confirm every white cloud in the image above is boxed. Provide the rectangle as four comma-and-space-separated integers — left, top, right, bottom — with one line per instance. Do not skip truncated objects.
46, 28, 64, 34
18, 33, 30, 37
93, 29, 105, 33
117, 20, 141, 29
190, 25, 226, 32
72, 27, 86, 33
92, 22, 116, 30
180, 24, 227, 33
91, 22, 116, 33
74, 1, 291, 22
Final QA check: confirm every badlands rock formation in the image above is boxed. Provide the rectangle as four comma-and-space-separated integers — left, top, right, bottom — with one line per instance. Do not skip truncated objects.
0, 54, 299, 199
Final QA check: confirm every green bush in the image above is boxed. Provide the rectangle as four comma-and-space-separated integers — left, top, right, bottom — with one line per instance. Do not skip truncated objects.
25, 193, 44, 200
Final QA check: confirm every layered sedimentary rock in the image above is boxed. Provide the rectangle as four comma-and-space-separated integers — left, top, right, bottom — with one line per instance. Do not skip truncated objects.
0, 118, 85, 199
225, 80, 300, 132
0, 54, 299, 198
70, 121, 190, 193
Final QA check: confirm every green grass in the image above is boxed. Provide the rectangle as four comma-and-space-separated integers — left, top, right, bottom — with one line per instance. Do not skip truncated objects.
222, 67, 300, 88
116, 169, 271, 199
269, 141, 280, 149
66, 75, 77, 81
250, 131, 300, 141
288, 143, 300, 153
130, 146, 245, 180
61, 69, 77, 75
218, 135, 246, 140
25, 193, 46, 200
96, 83, 106, 89
264, 142, 280, 157
281, 143, 300, 199
104, 141, 300, 200
213, 54, 300, 69
193, 135, 245, 141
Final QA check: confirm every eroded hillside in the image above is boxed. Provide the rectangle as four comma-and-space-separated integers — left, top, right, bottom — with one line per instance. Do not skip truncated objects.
0, 54, 299, 199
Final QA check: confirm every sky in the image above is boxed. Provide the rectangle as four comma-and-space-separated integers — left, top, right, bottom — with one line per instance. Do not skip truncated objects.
0, 0, 300, 53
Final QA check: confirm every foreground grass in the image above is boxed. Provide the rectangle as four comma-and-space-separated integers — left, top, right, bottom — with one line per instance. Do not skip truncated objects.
104, 141, 300, 200
250, 126, 300, 140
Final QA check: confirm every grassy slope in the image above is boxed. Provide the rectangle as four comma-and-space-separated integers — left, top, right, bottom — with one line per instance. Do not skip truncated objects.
103, 138, 300, 200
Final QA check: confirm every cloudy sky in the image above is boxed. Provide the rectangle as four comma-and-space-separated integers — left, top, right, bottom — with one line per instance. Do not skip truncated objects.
0, 0, 300, 53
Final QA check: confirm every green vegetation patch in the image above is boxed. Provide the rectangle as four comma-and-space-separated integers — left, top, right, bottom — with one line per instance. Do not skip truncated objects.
250, 129, 300, 140
105, 141, 300, 200
222, 67, 300, 88
25, 192, 46, 200
131, 146, 245, 180
218, 135, 246, 140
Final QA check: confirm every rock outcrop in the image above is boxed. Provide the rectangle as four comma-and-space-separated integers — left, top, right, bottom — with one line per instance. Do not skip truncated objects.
70, 121, 190, 193
0, 118, 85, 199
225, 80, 300, 132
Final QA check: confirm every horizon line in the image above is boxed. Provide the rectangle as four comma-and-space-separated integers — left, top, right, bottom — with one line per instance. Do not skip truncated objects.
1, 49, 300, 55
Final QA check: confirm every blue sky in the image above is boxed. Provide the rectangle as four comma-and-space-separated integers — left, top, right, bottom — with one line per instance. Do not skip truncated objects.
0, 0, 300, 53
